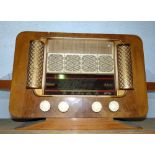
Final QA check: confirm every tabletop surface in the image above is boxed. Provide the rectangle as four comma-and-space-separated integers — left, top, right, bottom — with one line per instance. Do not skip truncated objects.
0, 118, 155, 134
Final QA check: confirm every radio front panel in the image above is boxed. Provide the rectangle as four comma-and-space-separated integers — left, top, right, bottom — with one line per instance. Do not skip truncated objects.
9, 32, 148, 119
27, 38, 133, 97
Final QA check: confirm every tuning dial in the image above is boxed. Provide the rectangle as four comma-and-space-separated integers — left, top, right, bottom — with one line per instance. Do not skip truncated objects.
40, 100, 51, 112
109, 101, 119, 112
92, 101, 102, 113
58, 101, 69, 113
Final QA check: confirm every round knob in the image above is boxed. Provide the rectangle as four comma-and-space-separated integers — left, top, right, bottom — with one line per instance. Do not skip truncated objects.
58, 101, 69, 113
92, 101, 102, 113
109, 101, 119, 112
40, 100, 51, 112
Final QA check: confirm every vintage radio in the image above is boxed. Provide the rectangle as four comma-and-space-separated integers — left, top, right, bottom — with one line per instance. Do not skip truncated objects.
9, 32, 148, 130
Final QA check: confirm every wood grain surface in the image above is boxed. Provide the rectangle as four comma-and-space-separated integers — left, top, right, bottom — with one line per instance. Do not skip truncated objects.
16, 118, 141, 130
9, 32, 147, 118
1, 80, 155, 91
0, 80, 11, 90
1, 118, 155, 133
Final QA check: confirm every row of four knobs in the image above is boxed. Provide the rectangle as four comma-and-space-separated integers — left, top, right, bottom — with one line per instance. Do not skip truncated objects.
40, 100, 120, 113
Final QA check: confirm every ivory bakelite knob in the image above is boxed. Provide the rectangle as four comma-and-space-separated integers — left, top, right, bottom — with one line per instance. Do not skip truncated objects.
92, 101, 102, 112
40, 100, 51, 112
109, 101, 120, 112
58, 101, 69, 113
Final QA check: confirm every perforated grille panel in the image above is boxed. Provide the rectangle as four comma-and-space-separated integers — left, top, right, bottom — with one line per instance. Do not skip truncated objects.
117, 44, 133, 89
82, 55, 97, 72
65, 55, 81, 72
27, 40, 44, 88
47, 54, 63, 72
47, 53, 114, 74
99, 55, 114, 72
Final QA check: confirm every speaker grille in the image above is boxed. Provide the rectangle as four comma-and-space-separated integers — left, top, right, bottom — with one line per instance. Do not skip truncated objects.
27, 40, 44, 88
99, 55, 114, 72
47, 53, 114, 74
82, 55, 97, 72
117, 44, 133, 89
47, 54, 63, 72
65, 55, 81, 72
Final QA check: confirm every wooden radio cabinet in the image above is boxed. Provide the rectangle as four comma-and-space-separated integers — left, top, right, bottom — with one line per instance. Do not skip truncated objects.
9, 32, 148, 130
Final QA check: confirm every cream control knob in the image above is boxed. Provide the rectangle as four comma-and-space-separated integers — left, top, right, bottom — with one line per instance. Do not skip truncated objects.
109, 101, 119, 112
58, 101, 69, 113
40, 100, 51, 112
92, 101, 102, 113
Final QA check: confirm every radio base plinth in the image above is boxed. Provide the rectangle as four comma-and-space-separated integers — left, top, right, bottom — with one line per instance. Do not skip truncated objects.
16, 118, 142, 130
